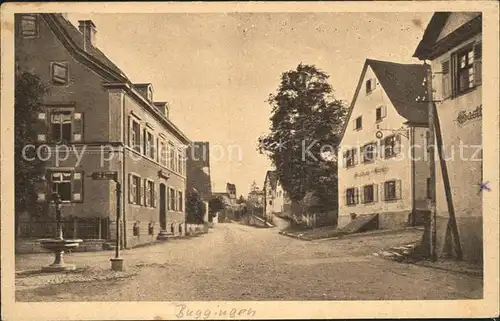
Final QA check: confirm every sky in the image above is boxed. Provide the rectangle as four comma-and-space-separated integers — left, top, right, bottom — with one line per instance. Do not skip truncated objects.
68, 12, 432, 196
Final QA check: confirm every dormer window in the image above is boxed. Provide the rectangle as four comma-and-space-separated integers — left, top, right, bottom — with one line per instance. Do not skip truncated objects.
147, 86, 153, 101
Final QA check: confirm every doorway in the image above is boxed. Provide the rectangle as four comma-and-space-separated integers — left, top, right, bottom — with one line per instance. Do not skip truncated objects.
159, 183, 167, 230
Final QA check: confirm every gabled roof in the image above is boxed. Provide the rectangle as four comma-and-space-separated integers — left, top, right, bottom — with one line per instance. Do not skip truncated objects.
46, 14, 127, 82
413, 12, 482, 60
413, 13, 451, 60
264, 170, 278, 190
339, 59, 428, 144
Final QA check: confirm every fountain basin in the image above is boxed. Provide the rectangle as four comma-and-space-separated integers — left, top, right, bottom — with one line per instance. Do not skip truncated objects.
38, 238, 83, 272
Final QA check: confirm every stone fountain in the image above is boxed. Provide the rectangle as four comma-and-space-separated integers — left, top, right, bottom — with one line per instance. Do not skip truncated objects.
38, 193, 83, 272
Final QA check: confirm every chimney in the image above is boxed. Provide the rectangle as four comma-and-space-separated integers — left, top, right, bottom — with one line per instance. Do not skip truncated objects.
78, 20, 97, 49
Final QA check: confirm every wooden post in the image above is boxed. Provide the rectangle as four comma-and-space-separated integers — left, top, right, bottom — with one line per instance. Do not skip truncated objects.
433, 104, 463, 260
425, 63, 438, 262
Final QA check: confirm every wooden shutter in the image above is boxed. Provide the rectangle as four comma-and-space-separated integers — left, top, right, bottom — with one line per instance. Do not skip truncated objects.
379, 139, 385, 159
395, 180, 402, 200
71, 171, 83, 202
373, 184, 379, 202
381, 105, 387, 118
441, 60, 451, 99
344, 190, 348, 205
36, 111, 48, 143
128, 116, 133, 146
36, 172, 48, 202
153, 183, 157, 208
143, 179, 148, 206
360, 186, 365, 204
355, 187, 359, 204
353, 149, 358, 165
450, 53, 458, 98
72, 112, 83, 142
128, 174, 133, 203
380, 182, 385, 201
474, 42, 482, 86
136, 177, 142, 205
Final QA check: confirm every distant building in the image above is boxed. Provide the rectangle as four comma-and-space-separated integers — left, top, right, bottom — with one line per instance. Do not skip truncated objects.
413, 12, 482, 263
263, 170, 290, 218
15, 14, 190, 248
337, 59, 429, 231
226, 183, 237, 206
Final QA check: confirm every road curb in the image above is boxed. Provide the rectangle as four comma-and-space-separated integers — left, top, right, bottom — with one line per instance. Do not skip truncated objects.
280, 227, 424, 242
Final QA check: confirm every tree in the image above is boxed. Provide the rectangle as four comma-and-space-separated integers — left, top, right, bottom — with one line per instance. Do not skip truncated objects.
258, 63, 346, 211
185, 190, 206, 224
236, 195, 246, 204
208, 196, 225, 222
15, 72, 47, 236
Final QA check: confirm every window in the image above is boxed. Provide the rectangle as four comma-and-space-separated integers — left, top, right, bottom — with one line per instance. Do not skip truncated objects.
382, 135, 400, 158
169, 187, 176, 210
50, 111, 72, 143
144, 180, 155, 207
354, 116, 362, 130
178, 191, 183, 211
177, 148, 183, 174
344, 148, 358, 168
129, 119, 141, 152
448, 42, 482, 98
376, 105, 386, 122
168, 143, 175, 171
47, 171, 83, 203
144, 130, 155, 159
51, 62, 69, 85
20, 14, 38, 37
269, 200, 273, 205
361, 142, 377, 163
383, 180, 401, 201
426, 178, 432, 199
362, 184, 375, 204
345, 188, 358, 206
129, 175, 141, 205
133, 222, 139, 236
365, 78, 376, 93
50, 172, 72, 201
160, 140, 167, 166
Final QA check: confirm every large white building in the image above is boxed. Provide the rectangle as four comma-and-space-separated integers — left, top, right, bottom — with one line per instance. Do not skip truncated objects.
263, 170, 290, 219
413, 12, 482, 263
337, 59, 430, 230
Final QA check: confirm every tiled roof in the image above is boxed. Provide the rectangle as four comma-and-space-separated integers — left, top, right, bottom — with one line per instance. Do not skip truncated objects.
413, 12, 451, 59
265, 170, 278, 190
367, 59, 428, 124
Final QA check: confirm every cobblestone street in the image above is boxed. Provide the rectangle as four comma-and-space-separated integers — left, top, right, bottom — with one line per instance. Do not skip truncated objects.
15, 223, 483, 301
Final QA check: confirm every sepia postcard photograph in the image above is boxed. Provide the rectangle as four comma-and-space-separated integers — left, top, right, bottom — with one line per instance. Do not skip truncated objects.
1, 1, 499, 320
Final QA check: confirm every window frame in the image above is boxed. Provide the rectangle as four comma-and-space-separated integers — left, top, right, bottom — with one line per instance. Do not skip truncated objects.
361, 142, 377, 164
383, 135, 399, 159
346, 187, 357, 206
384, 180, 397, 201
49, 109, 73, 143
362, 184, 375, 204
20, 14, 38, 38
50, 61, 69, 85
354, 116, 362, 131
130, 174, 141, 205
344, 148, 358, 168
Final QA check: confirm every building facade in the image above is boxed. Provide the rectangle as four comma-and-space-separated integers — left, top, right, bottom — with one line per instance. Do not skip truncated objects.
414, 12, 482, 263
263, 170, 290, 218
337, 59, 430, 230
15, 14, 190, 248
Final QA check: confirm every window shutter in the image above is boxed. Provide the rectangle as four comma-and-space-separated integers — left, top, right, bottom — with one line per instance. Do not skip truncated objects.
441, 60, 451, 99
137, 178, 142, 205
355, 187, 359, 204
474, 42, 482, 86
373, 184, 379, 202
156, 138, 159, 162
395, 180, 402, 200
128, 116, 133, 146
344, 190, 348, 205
380, 183, 385, 201
360, 187, 365, 204
36, 172, 48, 202
71, 171, 83, 202
72, 112, 83, 142
143, 179, 148, 206
450, 53, 458, 98
394, 134, 402, 154
353, 149, 358, 165
128, 174, 133, 203
381, 105, 387, 118
36, 112, 48, 143
143, 129, 147, 156
342, 152, 347, 168
153, 183, 157, 208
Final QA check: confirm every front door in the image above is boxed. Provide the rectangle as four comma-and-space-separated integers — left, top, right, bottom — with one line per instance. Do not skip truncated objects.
159, 184, 167, 230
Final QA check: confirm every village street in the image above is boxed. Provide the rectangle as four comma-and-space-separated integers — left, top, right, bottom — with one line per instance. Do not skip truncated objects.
16, 223, 482, 301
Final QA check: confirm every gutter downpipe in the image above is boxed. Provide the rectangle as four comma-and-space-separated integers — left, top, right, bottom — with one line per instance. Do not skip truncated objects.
411, 126, 416, 227
121, 92, 127, 249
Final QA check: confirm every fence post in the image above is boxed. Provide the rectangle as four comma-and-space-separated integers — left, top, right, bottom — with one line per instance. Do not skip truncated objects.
98, 217, 102, 239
